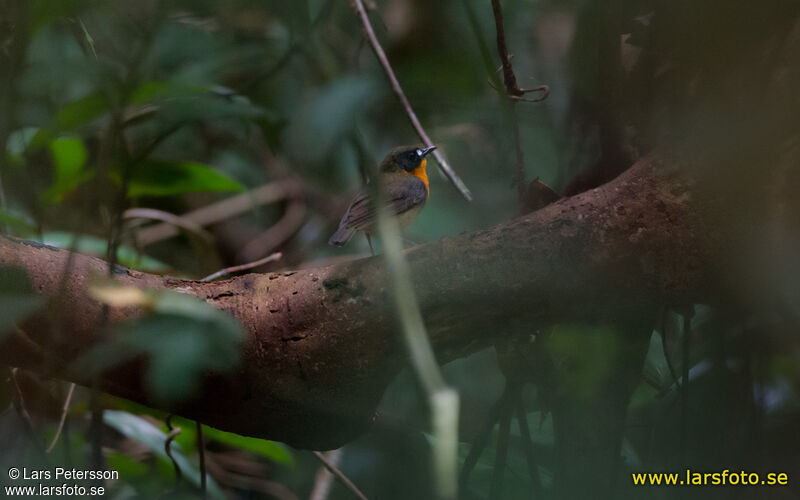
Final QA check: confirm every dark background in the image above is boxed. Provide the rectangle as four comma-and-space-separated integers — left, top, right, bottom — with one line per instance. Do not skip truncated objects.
1, 0, 800, 499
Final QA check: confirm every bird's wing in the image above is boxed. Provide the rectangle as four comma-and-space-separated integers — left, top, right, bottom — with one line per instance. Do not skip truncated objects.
338, 175, 427, 231
385, 175, 427, 214
339, 191, 372, 230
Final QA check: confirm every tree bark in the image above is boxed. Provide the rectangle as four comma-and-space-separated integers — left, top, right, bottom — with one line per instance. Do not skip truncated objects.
0, 156, 721, 449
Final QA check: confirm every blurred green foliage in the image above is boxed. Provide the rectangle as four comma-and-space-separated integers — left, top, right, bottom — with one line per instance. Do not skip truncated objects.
0, 0, 799, 499
103, 410, 226, 498
76, 290, 244, 403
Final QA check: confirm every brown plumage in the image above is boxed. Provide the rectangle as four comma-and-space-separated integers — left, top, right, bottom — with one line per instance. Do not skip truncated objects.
329, 145, 436, 246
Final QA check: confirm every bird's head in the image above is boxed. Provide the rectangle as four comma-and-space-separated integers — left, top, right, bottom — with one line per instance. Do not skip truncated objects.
380, 145, 437, 173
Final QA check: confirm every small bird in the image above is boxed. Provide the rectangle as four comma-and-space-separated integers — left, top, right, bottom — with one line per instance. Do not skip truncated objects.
329, 144, 437, 251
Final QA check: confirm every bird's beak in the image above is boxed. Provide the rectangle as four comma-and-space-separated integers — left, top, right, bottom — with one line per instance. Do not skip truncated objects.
421, 145, 437, 156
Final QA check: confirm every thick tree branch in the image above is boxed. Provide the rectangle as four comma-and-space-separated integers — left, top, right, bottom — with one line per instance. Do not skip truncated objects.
0, 156, 721, 449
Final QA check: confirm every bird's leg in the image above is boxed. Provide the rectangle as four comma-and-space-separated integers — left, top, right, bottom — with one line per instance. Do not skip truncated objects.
365, 233, 375, 256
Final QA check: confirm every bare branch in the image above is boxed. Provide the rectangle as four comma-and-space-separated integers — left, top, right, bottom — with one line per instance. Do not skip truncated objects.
165, 415, 184, 485
46, 382, 76, 453
488, 0, 550, 200
238, 200, 305, 263
124, 208, 215, 246
134, 180, 302, 246
309, 449, 341, 500
489, 0, 549, 101
201, 252, 282, 282
312, 450, 369, 500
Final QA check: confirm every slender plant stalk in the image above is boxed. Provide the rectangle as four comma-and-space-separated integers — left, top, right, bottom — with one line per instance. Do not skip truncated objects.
46, 383, 76, 452
196, 421, 207, 497
312, 450, 369, 500
375, 194, 459, 499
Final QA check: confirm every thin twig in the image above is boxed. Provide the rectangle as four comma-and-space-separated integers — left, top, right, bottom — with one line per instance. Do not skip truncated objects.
491, 0, 519, 95
309, 449, 343, 500
46, 382, 76, 453
204, 454, 299, 499
509, 106, 526, 201
238, 200, 305, 263
679, 312, 691, 466
489, 0, 550, 101
196, 421, 207, 498
312, 450, 369, 500
352, 0, 472, 202
489, 385, 513, 500
124, 208, 215, 245
165, 415, 184, 485
365, 234, 375, 256
488, 0, 549, 202
515, 393, 543, 496
201, 252, 282, 282
459, 395, 505, 489
9, 368, 46, 453
134, 180, 302, 245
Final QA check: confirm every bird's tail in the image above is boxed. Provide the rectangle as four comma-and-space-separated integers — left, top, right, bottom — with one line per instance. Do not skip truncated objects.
328, 225, 356, 246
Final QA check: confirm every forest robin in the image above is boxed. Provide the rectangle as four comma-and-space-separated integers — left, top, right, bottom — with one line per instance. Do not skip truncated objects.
329, 145, 437, 250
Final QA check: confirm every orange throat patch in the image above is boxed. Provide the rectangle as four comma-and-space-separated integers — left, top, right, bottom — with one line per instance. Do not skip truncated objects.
410, 158, 430, 194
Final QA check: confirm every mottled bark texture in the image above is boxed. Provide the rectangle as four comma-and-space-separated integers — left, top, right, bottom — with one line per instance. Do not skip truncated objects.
0, 156, 721, 449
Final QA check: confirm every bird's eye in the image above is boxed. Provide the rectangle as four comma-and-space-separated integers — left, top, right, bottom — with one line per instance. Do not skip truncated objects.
415, 149, 423, 157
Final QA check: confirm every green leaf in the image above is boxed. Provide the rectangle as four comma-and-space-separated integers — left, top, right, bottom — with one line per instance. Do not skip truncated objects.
0, 209, 37, 234
55, 92, 108, 130
287, 76, 380, 165
129, 315, 228, 401
641, 330, 674, 392
103, 410, 225, 499
42, 136, 92, 203
50, 136, 88, 177
78, 291, 244, 403
141, 85, 268, 126
127, 161, 243, 197
105, 450, 149, 479
130, 81, 212, 104
145, 413, 292, 466
155, 415, 199, 455
0, 266, 46, 341
202, 426, 294, 466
